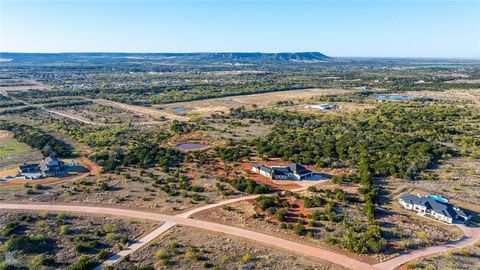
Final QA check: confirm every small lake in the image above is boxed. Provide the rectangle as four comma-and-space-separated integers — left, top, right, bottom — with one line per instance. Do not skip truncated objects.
172, 107, 186, 112
375, 95, 415, 101
175, 143, 209, 150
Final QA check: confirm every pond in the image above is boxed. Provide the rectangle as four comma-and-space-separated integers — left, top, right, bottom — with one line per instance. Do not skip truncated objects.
375, 95, 415, 101
172, 107, 186, 112
175, 143, 209, 150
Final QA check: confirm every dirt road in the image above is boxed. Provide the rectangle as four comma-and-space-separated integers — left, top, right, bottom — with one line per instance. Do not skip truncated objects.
0, 203, 375, 270
41, 108, 98, 125
89, 98, 188, 121
2, 194, 479, 270
374, 223, 480, 270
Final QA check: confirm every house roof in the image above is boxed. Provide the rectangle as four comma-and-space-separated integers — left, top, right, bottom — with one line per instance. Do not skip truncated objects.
19, 163, 39, 169
253, 163, 313, 175
43, 156, 60, 166
400, 194, 469, 219
19, 163, 39, 172
258, 165, 273, 174
288, 163, 311, 175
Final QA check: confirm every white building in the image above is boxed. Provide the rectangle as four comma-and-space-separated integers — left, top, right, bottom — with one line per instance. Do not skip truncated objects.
399, 194, 470, 224
252, 163, 313, 180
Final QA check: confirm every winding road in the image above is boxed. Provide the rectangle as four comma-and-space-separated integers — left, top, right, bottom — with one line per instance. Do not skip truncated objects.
1, 202, 479, 270
0, 203, 375, 270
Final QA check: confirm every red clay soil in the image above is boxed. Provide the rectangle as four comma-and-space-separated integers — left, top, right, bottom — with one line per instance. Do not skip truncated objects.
254, 197, 313, 227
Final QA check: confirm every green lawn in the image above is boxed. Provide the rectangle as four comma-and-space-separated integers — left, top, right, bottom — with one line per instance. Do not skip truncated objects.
0, 138, 30, 157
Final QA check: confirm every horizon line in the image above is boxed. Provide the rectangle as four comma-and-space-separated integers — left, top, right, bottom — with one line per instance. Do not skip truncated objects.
1, 51, 479, 60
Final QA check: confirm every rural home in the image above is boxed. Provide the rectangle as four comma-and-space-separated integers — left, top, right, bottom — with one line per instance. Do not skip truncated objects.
251, 163, 313, 180
399, 193, 471, 224
18, 156, 65, 179
308, 104, 337, 110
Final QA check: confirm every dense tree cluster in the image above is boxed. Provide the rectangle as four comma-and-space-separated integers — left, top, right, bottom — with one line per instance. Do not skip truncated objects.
90, 143, 182, 172
213, 143, 251, 162
223, 176, 271, 194
228, 103, 478, 180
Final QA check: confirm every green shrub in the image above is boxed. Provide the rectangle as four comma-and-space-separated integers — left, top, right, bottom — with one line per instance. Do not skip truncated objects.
97, 249, 110, 260
4, 235, 55, 254
66, 256, 97, 270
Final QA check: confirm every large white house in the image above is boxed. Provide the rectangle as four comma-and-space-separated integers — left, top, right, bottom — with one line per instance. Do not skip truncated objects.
399, 193, 471, 224
251, 163, 313, 180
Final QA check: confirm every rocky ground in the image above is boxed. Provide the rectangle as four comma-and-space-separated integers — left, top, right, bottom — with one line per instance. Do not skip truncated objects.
114, 225, 345, 270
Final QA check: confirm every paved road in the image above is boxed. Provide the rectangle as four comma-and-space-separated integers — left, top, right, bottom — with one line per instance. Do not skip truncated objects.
94, 221, 177, 270
0, 203, 375, 270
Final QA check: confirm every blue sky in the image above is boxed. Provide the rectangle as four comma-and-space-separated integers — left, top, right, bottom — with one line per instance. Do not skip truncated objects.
1, 0, 479, 57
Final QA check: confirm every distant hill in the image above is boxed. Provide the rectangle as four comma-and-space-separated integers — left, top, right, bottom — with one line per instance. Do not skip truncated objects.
196, 52, 331, 62
0, 52, 331, 64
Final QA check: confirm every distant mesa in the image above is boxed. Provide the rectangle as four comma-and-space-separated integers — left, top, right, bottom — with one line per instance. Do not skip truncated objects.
0, 52, 332, 63
198, 52, 331, 62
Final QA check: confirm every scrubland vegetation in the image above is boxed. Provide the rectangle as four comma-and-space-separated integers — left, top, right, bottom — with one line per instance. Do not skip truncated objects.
0, 210, 152, 269
1, 54, 479, 268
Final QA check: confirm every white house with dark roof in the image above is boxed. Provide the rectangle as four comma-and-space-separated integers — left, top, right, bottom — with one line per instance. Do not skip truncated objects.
399, 193, 471, 224
251, 163, 313, 180
17, 156, 65, 179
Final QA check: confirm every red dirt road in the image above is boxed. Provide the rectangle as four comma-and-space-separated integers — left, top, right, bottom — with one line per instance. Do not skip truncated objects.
0, 203, 375, 270
2, 201, 478, 270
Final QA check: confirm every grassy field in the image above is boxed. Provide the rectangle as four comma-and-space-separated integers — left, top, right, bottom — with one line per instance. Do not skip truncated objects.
0, 132, 30, 157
